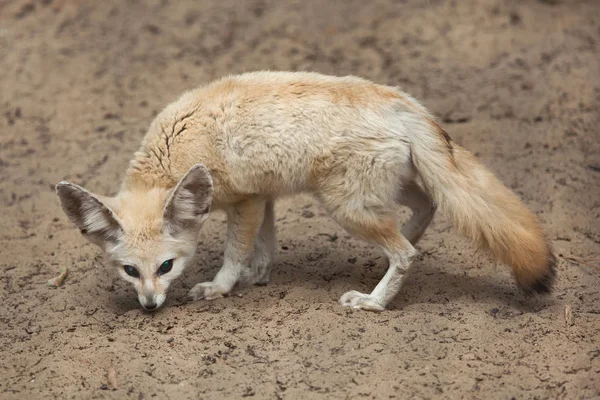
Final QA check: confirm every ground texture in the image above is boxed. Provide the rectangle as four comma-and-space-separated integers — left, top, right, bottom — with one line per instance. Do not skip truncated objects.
1, 0, 599, 398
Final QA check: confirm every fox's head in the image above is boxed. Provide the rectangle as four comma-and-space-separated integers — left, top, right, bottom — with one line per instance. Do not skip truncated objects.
55, 164, 213, 311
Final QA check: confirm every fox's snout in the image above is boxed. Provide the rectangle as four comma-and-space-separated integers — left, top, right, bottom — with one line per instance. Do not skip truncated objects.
138, 292, 166, 311
137, 280, 167, 311
139, 294, 158, 310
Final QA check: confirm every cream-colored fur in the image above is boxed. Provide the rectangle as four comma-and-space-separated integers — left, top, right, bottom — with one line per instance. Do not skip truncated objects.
56, 71, 555, 311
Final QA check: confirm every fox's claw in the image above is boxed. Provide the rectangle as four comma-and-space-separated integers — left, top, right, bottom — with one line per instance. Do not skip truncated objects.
339, 290, 385, 312
189, 281, 229, 301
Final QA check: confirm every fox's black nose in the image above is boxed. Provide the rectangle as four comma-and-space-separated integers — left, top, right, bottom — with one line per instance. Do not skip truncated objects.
144, 302, 157, 310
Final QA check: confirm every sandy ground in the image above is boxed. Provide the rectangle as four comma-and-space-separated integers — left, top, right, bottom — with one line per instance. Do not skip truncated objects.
1, 0, 599, 398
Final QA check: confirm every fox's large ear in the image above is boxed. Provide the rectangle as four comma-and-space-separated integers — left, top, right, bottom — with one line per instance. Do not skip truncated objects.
55, 182, 123, 246
163, 164, 213, 234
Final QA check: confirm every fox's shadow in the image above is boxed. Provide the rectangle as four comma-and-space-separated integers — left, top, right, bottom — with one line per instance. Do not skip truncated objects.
391, 263, 554, 312
105, 247, 554, 314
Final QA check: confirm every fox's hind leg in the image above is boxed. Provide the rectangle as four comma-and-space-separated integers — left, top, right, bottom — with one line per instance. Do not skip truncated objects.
397, 182, 435, 245
248, 199, 277, 285
318, 185, 416, 310
190, 198, 265, 301
315, 144, 418, 311
337, 216, 416, 311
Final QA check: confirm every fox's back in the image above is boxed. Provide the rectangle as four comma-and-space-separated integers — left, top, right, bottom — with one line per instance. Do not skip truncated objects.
132, 72, 418, 199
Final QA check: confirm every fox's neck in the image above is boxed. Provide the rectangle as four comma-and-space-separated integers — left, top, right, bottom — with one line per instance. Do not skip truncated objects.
122, 146, 179, 192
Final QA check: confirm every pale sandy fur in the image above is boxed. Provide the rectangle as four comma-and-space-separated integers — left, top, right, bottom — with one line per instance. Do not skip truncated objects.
56, 71, 555, 311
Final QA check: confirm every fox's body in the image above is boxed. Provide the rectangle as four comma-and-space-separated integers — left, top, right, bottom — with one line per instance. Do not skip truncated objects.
57, 71, 555, 311
126, 72, 417, 205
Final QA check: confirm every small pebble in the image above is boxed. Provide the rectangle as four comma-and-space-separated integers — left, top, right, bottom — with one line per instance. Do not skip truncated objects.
25, 324, 41, 334
47, 266, 69, 288
107, 366, 118, 389
242, 386, 255, 397
564, 304, 574, 326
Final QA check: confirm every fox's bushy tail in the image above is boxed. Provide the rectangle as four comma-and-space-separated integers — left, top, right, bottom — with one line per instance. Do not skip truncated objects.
411, 121, 556, 293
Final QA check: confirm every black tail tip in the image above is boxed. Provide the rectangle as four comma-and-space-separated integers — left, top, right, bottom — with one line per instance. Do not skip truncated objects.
520, 255, 557, 295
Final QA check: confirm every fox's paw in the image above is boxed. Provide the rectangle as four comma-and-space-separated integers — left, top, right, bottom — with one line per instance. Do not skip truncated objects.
253, 269, 271, 286
189, 282, 229, 301
242, 259, 272, 286
249, 252, 273, 286
339, 290, 385, 312
249, 266, 271, 286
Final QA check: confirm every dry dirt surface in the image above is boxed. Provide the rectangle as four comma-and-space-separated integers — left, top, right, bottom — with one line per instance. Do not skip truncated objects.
1, 0, 599, 399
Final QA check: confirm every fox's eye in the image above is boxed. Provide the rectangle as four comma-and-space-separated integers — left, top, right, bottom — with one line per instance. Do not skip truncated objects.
123, 265, 139, 278
157, 259, 174, 276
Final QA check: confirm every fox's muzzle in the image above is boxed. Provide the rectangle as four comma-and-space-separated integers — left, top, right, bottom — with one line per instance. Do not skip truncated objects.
138, 291, 166, 311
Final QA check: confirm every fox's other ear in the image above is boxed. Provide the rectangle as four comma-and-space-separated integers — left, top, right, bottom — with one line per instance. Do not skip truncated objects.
55, 182, 123, 246
163, 164, 213, 234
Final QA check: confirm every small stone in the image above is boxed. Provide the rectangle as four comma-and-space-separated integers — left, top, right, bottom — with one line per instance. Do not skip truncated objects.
25, 324, 41, 334
564, 305, 574, 326
107, 367, 118, 389
301, 209, 315, 218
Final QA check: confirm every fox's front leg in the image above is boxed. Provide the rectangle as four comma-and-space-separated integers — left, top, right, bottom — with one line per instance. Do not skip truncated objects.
189, 198, 265, 301
248, 199, 276, 285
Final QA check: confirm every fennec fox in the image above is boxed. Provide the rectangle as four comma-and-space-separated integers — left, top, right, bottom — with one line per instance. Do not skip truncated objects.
56, 71, 556, 311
